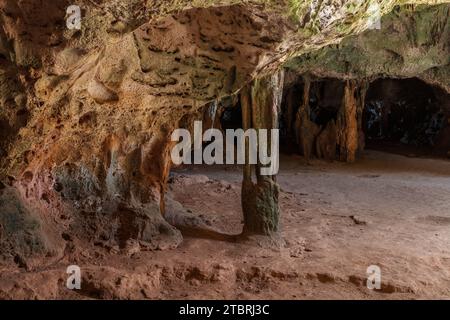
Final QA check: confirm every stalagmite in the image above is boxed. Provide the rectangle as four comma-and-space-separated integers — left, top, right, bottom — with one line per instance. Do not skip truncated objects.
294, 76, 320, 162
316, 120, 338, 161
337, 80, 359, 163
240, 71, 284, 236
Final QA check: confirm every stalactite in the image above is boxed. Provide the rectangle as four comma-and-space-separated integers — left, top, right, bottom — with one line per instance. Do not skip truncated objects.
337, 80, 359, 163
202, 100, 221, 131
294, 75, 320, 162
209, 100, 219, 129
240, 70, 284, 236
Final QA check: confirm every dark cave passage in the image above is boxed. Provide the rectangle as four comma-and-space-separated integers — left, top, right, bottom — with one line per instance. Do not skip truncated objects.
220, 100, 243, 131
280, 76, 450, 160
363, 78, 448, 157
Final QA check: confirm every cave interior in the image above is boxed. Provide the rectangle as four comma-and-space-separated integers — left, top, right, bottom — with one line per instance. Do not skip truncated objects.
212, 76, 450, 161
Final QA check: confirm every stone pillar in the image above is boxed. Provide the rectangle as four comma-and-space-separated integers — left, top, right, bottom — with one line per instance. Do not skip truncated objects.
337, 80, 359, 163
240, 70, 284, 236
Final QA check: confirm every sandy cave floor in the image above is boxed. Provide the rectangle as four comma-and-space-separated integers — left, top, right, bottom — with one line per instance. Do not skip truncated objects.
1, 150, 450, 299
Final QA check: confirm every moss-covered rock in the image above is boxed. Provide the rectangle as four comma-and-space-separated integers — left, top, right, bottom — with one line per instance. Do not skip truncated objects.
285, 4, 450, 92
0, 187, 49, 263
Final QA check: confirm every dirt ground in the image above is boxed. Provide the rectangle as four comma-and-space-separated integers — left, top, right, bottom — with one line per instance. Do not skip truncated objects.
1, 150, 450, 300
